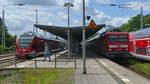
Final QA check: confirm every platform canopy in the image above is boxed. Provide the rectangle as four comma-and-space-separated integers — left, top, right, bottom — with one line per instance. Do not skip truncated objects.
35, 24, 105, 42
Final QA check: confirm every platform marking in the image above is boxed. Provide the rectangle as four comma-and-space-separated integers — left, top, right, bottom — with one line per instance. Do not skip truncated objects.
18, 65, 25, 68
99, 60, 131, 83
99, 61, 109, 67
122, 78, 130, 82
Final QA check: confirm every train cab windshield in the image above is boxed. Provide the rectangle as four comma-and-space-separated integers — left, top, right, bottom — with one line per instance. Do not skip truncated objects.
119, 35, 128, 42
18, 31, 34, 48
109, 35, 128, 42
19, 38, 33, 48
109, 36, 118, 42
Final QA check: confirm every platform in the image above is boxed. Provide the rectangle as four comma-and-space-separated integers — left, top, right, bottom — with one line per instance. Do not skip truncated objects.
5, 50, 150, 84
73, 53, 150, 84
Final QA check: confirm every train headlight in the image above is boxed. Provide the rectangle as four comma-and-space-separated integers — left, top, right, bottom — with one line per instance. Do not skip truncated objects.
23, 49, 26, 52
108, 49, 112, 51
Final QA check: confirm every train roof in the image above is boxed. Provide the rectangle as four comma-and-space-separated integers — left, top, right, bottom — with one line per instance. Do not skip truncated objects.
106, 32, 129, 35
19, 31, 65, 43
134, 27, 150, 39
87, 32, 129, 42
129, 32, 134, 40
86, 33, 101, 42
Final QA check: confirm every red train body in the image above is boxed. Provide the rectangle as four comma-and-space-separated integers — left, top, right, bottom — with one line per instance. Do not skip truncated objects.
88, 32, 130, 58
16, 32, 65, 59
129, 28, 150, 61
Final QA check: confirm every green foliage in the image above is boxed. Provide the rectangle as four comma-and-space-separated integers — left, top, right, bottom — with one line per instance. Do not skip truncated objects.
0, 24, 16, 47
0, 69, 74, 84
0, 45, 16, 54
0, 45, 7, 53
129, 59, 150, 76
120, 14, 150, 32
6, 35, 16, 47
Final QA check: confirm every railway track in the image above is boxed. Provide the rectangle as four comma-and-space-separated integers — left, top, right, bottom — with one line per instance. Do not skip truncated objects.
0, 54, 15, 69
0, 49, 65, 69
0, 54, 14, 58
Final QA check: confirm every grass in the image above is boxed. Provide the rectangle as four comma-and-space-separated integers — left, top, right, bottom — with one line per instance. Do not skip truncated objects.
129, 59, 150, 76
0, 68, 74, 84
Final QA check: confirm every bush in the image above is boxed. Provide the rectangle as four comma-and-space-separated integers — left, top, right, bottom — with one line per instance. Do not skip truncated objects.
0, 45, 7, 54
0, 45, 16, 54
9, 46, 16, 51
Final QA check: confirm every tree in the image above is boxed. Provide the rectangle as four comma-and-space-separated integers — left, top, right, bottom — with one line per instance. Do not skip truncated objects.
0, 24, 16, 47
120, 14, 150, 32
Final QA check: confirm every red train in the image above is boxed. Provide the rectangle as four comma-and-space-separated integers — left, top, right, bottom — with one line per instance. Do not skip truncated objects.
16, 31, 65, 59
87, 32, 130, 58
129, 28, 150, 61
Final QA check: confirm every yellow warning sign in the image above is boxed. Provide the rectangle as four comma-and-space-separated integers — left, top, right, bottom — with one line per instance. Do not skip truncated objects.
88, 19, 97, 29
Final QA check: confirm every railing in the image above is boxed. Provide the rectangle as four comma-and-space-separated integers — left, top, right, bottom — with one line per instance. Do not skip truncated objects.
0, 49, 76, 70
14, 53, 76, 69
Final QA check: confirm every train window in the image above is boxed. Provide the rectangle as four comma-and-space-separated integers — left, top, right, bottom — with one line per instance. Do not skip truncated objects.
119, 35, 128, 42
19, 39, 33, 48
109, 36, 118, 42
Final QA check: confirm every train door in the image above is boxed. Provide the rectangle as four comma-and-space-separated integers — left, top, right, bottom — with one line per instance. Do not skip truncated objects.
135, 39, 148, 55
130, 40, 133, 53
133, 40, 136, 56
146, 40, 150, 56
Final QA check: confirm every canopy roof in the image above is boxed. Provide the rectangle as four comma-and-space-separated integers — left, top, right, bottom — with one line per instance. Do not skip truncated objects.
35, 24, 105, 42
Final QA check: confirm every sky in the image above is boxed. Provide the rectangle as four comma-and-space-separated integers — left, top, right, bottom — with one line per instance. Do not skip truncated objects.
0, 0, 150, 36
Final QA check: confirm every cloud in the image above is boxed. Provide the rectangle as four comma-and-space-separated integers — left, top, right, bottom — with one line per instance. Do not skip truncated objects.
91, 9, 111, 24
0, 0, 68, 36
4, 0, 68, 6
6, 10, 36, 34
56, 0, 67, 6
106, 17, 129, 27
0, 0, 131, 36
0, 0, 8, 4
95, 0, 116, 4
87, 8, 129, 27
8, 0, 57, 6
73, 0, 89, 12
124, 1, 150, 11
71, 19, 80, 26
6, 10, 68, 35
2, 6, 57, 35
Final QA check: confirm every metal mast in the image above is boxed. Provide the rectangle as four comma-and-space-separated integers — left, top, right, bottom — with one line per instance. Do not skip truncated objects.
140, 7, 143, 29
64, 2, 73, 59
83, 0, 86, 74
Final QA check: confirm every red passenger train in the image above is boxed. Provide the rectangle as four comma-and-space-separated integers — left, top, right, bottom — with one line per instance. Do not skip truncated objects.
16, 31, 65, 59
129, 28, 150, 61
88, 32, 130, 58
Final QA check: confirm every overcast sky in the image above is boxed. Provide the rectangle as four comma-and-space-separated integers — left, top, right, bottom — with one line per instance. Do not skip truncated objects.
0, 0, 150, 36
